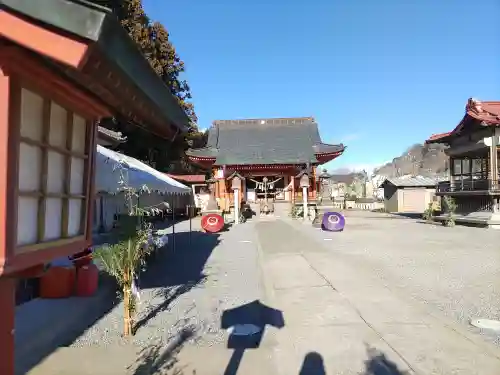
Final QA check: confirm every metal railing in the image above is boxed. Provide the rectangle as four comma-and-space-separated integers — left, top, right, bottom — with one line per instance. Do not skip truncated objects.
437, 179, 500, 193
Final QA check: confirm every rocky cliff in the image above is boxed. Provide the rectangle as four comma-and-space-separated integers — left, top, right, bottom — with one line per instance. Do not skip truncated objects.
373, 143, 448, 178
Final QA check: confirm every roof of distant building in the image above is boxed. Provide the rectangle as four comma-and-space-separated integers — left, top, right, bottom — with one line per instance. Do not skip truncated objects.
380, 175, 442, 188
166, 174, 206, 183
327, 173, 363, 185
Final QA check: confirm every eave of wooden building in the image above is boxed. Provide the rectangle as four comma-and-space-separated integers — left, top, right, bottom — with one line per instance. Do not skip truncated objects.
0, 0, 191, 139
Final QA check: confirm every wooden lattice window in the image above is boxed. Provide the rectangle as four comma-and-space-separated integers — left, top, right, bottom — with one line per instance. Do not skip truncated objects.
16, 88, 90, 250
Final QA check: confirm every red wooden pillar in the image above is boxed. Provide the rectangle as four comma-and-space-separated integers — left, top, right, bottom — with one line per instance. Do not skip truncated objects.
0, 64, 15, 375
0, 277, 15, 375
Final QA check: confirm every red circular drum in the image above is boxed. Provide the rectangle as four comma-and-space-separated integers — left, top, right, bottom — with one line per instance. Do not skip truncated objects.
201, 213, 224, 233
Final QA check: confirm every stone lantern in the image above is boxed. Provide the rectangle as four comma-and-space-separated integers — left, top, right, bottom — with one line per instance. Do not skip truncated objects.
204, 177, 218, 211
317, 169, 331, 204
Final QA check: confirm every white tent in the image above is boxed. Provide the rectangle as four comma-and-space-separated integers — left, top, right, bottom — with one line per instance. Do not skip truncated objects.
93, 145, 193, 233
95, 145, 191, 195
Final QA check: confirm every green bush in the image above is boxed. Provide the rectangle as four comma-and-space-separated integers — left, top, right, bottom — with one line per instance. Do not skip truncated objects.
290, 205, 301, 218
442, 196, 457, 227
422, 203, 434, 221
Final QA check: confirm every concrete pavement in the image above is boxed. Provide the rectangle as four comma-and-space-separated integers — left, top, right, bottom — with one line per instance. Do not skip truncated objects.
21, 218, 277, 375
256, 218, 500, 375
18, 214, 500, 374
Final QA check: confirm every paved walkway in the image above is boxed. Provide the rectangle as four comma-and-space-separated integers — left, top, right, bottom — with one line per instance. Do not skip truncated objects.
18, 214, 500, 374
19, 218, 275, 375
256, 217, 500, 375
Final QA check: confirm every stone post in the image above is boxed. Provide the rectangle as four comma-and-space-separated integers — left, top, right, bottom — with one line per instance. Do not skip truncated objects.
300, 173, 310, 221
234, 189, 239, 224
231, 175, 242, 224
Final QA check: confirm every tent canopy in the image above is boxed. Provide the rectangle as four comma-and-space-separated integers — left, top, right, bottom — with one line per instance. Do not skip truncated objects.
95, 145, 191, 195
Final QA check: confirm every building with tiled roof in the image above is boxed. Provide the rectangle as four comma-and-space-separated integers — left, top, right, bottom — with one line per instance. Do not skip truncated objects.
186, 117, 345, 203
425, 98, 500, 228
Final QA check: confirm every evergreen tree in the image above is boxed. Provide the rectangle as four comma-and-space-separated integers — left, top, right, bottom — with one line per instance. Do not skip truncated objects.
88, 0, 205, 173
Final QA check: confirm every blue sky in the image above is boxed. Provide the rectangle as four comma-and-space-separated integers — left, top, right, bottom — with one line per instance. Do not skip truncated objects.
143, 0, 500, 172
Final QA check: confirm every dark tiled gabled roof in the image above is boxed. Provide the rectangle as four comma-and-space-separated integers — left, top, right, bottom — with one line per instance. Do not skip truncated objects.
187, 117, 344, 166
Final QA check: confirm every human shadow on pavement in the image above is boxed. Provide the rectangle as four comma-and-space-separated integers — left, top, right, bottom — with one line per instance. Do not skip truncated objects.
362, 345, 410, 375
133, 230, 220, 335
131, 325, 196, 375
299, 352, 326, 375
221, 300, 285, 375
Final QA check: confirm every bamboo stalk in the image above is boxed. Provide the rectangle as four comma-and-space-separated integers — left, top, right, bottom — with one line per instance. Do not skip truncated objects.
123, 286, 131, 336
123, 266, 133, 337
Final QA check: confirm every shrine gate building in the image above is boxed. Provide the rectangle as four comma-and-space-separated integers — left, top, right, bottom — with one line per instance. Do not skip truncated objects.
186, 117, 345, 206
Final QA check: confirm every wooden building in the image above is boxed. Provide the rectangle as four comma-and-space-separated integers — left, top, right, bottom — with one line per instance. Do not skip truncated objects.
0, 1, 189, 373
186, 117, 345, 207
380, 176, 439, 214
426, 98, 500, 227
16, 127, 125, 305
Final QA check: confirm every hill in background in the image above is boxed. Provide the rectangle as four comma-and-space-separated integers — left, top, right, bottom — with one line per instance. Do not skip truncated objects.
329, 143, 448, 179
373, 143, 448, 178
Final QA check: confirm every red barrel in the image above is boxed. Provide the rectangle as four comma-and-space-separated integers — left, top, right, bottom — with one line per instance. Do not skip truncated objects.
40, 266, 76, 299
75, 263, 99, 297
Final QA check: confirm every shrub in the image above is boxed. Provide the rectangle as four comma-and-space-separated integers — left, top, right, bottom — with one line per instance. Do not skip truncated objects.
422, 202, 434, 221
442, 196, 457, 227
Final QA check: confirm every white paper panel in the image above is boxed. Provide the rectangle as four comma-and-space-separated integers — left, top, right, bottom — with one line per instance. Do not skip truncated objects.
44, 198, 62, 240
72, 115, 87, 153
68, 198, 83, 236
20, 88, 44, 141
49, 102, 67, 148
70, 157, 85, 195
18, 143, 41, 191
47, 151, 65, 194
17, 197, 38, 246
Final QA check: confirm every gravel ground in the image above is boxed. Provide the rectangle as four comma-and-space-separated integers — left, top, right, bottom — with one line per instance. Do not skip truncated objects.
71, 218, 265, 351
287, 210, 500, 346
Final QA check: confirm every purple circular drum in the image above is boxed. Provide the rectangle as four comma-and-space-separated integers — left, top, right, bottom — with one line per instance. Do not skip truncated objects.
321, 212, 345, 232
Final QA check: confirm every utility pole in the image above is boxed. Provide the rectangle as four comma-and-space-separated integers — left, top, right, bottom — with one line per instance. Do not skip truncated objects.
362, 169, 368, 198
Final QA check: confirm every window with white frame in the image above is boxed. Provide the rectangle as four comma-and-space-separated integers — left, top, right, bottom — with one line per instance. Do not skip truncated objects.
16, 88, 90, 248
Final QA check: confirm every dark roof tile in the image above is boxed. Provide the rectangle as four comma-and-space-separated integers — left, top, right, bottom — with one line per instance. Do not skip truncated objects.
187, 117, 344, 165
